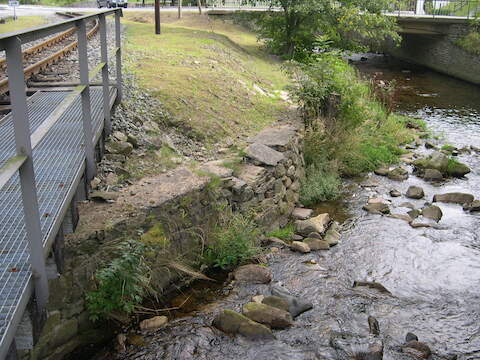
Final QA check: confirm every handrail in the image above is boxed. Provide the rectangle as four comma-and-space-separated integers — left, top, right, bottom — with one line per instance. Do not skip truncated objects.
0, 8, 122, 50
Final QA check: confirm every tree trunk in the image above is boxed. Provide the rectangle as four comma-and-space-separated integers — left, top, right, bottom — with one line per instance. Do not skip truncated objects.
198, 0, 202, 14
178, 0, 182, 18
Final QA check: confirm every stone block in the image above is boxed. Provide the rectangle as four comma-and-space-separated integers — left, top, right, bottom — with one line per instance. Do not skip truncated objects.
245, 143, 284, 166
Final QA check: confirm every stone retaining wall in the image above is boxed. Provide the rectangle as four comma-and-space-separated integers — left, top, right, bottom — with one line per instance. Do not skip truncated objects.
22, 123, 304, 360
386, 24, 480, 85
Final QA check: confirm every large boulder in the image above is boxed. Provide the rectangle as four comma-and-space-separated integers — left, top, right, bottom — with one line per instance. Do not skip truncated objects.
433, 192, 474, 205
234, 264, 272, 284
414, 152, 470, 178
242, 302, 293, 329
213, 310, 275, 340
406, 186, 424, 199
291, 208, 313, 220
295, 213, 330, 236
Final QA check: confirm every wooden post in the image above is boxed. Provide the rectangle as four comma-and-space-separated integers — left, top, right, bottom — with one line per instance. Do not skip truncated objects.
155, 0, 161, 34
178, 0, 182, 18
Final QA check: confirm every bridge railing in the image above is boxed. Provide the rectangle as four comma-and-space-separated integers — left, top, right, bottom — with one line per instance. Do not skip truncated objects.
392, 0, 480, 18
0, 8, 122, 358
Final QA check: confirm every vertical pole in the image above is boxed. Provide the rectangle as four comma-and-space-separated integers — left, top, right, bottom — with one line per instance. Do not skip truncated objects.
99, 14, 111, 135
178, 0, 182, 19
115, 10, 123, 102
76, 19, 96, 181
5, 37, 49, 314
155, 0, 161, 34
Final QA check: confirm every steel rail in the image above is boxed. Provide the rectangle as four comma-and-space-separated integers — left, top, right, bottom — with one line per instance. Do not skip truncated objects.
0, 19, 100, 95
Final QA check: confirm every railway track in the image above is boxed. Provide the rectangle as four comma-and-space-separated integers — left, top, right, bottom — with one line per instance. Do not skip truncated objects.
0, 12, 99, 95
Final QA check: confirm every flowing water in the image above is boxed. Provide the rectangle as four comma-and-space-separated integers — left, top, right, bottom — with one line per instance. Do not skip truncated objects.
106, 57, 480, 360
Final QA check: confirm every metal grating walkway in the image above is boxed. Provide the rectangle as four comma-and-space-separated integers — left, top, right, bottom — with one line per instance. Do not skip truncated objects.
0, 87, 116, 352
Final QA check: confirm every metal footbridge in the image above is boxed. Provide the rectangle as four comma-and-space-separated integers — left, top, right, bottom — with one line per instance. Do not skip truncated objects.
0, 9, 123, 358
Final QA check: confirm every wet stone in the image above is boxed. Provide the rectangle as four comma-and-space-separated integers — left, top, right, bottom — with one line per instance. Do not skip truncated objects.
363, 203, 390, 214
387, 167, 409, 181
291, 207, 313, 220
242, 302, 293, 329
406, 186, 424, 199
389, 189, 401, 197
303, 238, 330, 250
291, 241, 310, 253
295, 213, 330, 236
423, 168, 443, 181
233, 264, 272, 284
270, 285, 313, 318
374, 167, 389, 176
307, 232, 322, 240
464, 200, 480, 212
212, 309, 275, 340
422, 205, 443, 222
261, 296, 290, 312
433, 192, 474, 205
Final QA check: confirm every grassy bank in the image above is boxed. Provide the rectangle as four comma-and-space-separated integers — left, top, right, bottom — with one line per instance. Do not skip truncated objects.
289, 55, 425, 205
456, 31, 480, 55
0, 16, 46, 34
123, 12, 290, 144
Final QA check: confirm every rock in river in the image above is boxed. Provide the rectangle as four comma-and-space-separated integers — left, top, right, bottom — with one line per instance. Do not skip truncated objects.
291, 241, 311, 253
433, 192, 474, 205
213, 309, 275, 340
262, 296, 290, 312
363, 203, 390, 214
271, 285, 313, 318
406, 186, 425, 199
464, 200, 480, 212
387, 167, 409, 181
291, 207, 313, 220
374, 167, 389, 176
423, 168, 443, 182
446, 160, 471, 177
234, 264, 272, 284
389, 189, 401, 197
295, 213, 330, 236
422, 205, 443, 222
303, 238, 330, 250
242, 302, 293, 329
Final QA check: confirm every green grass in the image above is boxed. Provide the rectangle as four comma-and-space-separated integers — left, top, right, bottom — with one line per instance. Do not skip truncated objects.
204, 212, 259, 270
123, 12, 290, 144
0, 16, 46, 34
441, 144, 457, 152
300, 163, 341, 206
265, 223, 295, 241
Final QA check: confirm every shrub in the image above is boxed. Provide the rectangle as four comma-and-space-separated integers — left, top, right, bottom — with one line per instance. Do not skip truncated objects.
86, 241, 152, 321
204, 212, 260, 270
288, 54, 422, 178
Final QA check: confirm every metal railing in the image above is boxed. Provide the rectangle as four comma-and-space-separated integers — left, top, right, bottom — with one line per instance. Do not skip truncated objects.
0, 9, 122, 358
392, 0, 480, 18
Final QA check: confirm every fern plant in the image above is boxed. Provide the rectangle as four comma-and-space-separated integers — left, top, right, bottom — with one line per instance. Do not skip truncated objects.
86, 240, 152, 321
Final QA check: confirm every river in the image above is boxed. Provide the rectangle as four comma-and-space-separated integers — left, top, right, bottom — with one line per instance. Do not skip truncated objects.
99, 56, 480, 360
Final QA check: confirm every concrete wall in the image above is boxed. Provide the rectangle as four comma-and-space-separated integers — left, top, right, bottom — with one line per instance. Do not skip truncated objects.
387, 24, 480, 85
21, 123, 305, 360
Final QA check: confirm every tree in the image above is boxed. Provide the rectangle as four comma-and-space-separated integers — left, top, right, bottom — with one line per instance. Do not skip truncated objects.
259, 0, 401, 60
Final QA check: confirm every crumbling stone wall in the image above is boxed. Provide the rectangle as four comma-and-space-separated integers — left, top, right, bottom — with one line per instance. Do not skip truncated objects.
22, 123, 304, 360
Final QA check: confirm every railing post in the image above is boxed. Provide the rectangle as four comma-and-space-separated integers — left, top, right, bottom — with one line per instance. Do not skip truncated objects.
5, 37, 49, 314
98, 13, 111, 135
115, 10, 123, 103
76, 19, 96, 181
